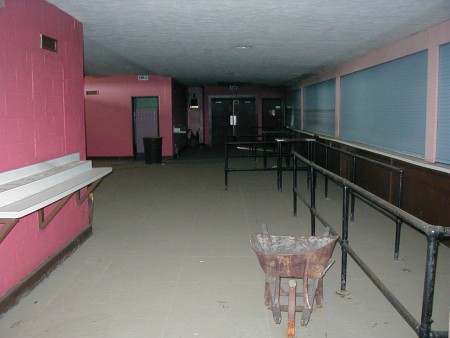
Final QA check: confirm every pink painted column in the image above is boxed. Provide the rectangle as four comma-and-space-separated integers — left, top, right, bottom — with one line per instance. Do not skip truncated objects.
425, 45, 439, 162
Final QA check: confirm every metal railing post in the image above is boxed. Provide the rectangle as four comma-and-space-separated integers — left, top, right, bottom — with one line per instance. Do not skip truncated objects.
293, 155, 298, 216
338, 184, 350, 295
310, 166, 316, 236
306, 141, 311, 190
277, 140, 282, 191
394, 170, 404, 259
224, 143, 229, 190
325, 145, 329, 199
418, 231, 441, 338
291, 151, 449, 337
263, 133, 268, 169
350, 156, 356, 221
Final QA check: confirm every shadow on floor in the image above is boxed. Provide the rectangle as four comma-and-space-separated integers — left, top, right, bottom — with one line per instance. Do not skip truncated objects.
177, 145, 225, 161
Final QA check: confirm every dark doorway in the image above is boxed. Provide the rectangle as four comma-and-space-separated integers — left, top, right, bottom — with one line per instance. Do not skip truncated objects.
211, 98, 256, 145
262, 98, 283, 130
132, 97, 159, 158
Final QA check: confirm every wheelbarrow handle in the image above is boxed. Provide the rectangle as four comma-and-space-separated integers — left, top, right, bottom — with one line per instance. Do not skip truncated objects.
323, 227, 331, 237
321, 260, 335, 277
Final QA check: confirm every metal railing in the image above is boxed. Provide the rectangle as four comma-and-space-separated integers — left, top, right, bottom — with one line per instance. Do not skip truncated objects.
276, 138, 405, 259
224, 131, 294, 190
275, 138, 315, 191
315, 141, 405, 259
224, 140, 279, 190
292, 151, 450, 338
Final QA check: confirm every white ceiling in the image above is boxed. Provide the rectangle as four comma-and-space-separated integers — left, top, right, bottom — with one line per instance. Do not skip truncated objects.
46, 0, 450, 86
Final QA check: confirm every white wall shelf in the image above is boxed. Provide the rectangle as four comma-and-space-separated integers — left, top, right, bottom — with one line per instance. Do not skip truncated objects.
0, 153, 111, 243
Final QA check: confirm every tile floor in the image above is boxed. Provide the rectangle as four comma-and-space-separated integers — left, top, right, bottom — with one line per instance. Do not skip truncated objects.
0, 149, 448, 338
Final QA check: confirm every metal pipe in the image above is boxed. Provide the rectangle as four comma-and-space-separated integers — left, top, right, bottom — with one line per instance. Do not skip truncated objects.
317, 141, 403, 173
305, 141, 311, 190
293, 156, 298, 216
394, 218, 403, 260
226, 167, 278, 172
277, 141, 282, 191
224, 143, 229, 190
313, 140, 406, 256
350, 156, 356, 221
394, 170, 405, 259
340, 185, 350, 294
344, 242, 421, 332
292, 150, 449, 337
398, 170, 404, 210
225, 140, 281, 185
275, 138, 315, 192
294, 187, 339, 237
325, 146, 329, 198
310, 166, 316, 236
418, 232, 441, 338
292, 171, 435, 335
429, 331, 449, 338
293, 152, 446, 237
263, 134, 268, 169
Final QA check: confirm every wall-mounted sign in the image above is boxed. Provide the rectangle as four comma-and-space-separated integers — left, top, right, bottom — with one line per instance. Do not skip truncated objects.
138, 75, 149, 81
86, 90, 99, 95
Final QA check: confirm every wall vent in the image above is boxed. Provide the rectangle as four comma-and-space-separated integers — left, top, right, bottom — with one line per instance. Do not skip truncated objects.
86, 90, 99, 95
40, 34, 57, 52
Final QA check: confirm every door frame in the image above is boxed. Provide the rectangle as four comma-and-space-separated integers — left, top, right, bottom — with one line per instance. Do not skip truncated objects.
132, 96, 159, 159
208, 95, 258, 146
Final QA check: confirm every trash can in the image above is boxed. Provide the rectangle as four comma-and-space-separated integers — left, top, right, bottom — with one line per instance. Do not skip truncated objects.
143, 137, 162, 164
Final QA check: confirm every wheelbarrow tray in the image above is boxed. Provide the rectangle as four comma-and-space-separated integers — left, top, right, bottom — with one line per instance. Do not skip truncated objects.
250, 233, 339, 279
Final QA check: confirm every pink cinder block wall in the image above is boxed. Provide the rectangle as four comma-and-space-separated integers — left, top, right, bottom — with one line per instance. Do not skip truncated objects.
0, 0, 87, 297
203, 86, 284, 145
84, 75, 174, 157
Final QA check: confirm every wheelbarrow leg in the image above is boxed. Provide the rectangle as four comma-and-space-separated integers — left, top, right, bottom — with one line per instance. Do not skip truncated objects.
288, 280, 297, 337
315, 277, 324, 308
264, 281, 271, 308
265, 275, 282, 324
301, 277, 319, 326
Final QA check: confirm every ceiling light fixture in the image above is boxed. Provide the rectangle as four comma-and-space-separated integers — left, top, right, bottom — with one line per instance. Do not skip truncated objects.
234, 45, 251, 50
190, 93, 199, 109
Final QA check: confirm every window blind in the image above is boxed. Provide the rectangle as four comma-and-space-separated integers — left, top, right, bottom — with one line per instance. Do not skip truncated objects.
303, 79, 336, 136
437, 42, 450, 164
285, 89, 301, 129
340, 50, 427, 157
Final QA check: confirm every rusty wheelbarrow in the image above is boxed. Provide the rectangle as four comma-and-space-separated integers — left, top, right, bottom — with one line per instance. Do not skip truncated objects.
250, 225, 339, 336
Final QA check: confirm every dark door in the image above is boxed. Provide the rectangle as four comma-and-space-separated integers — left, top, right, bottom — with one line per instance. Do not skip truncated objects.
132, 97, 159, 158
211, 98, 256, 145
262, 98, 283, 130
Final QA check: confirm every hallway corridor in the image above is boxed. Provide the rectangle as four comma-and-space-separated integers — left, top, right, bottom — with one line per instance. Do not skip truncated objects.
0, 152, 448, 338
